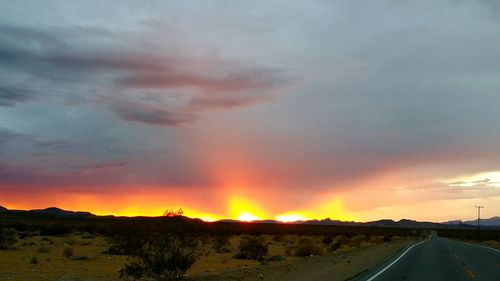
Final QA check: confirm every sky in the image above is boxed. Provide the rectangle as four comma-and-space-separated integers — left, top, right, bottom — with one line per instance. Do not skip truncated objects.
0, 1, 499, 222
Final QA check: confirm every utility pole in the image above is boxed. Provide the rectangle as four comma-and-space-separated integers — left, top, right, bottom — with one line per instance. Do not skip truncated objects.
475, 206, 484, 231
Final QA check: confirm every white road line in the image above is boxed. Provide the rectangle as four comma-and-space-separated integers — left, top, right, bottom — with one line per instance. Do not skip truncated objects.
365, 238, 430, 281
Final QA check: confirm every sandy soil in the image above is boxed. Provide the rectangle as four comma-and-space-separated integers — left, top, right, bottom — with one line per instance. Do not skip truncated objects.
189, 239, 414, 281
0, 232, 416, 281
0, 233, 126, 281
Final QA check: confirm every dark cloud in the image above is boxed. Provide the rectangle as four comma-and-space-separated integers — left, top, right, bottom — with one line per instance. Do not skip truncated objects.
0, 86, 37, 106
110, 100, 196, 127
0, 23, 290, 127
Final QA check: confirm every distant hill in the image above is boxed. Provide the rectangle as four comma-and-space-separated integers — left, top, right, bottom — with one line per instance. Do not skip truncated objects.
0, 205, 498, 229
0, 206, 94, 218
29, 207, 94, 218
445, 216, 500, 227
217, 217, 493, 229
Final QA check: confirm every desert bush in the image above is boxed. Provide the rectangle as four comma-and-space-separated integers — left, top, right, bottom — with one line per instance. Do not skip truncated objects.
349, 235, 367, 247
40, 237, 54, 244
272, 234, 285, 242
0, 228, 18, 249
294, 238, 323, 257
82, 232, 94, 239
383, 235, 392, 243
333, 235, 349, 244
234, 237, 268, 260
268, 255, 285, 261
64, 239, 76, 246
213, 235, 231, 253
329, 240, 341, 252
120, 232, 198, 281
119, 261, 144, 280
18, 231, 37, 239
72, 255, 89, 261
30, 256, 38, 264
62, 246, 74, 258
322, 235, 333, 245
107, 233, 145, 255
38, 246, 49, 253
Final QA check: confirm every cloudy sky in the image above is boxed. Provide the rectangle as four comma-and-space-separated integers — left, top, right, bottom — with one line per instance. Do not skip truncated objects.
1, 1, 499, 222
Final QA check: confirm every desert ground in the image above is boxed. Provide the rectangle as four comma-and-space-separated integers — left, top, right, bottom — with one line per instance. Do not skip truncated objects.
0, 230, 423, 281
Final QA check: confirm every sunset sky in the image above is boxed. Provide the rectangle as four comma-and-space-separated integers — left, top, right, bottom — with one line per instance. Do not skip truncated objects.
1, 1, 499, 222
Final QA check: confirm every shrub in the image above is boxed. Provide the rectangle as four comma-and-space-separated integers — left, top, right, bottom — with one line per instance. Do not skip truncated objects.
62, 246, 74, 258
234, 237, 268, 260
119, 233, 198, 281
30, 256, 38, 265
38, 247, 49, 253
294, 238, 323, 257
332, 235, 349, 244
41, 237, 54, 245
119, 261, 144, 280
268, 255, 285, 261
349, 235, 367, 247
272, 235, 284, 242
383, 235, 392, 243
82, 232, 94, 239
72, 255, 89, 261
107, 233, 145, 255
329, 240, 341, 252
322, 235, 333, 245
0, 228, 18, 249
213, 235, 231, 253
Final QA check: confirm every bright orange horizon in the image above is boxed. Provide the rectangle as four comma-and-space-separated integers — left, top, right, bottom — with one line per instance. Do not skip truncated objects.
2, 170, 498, 223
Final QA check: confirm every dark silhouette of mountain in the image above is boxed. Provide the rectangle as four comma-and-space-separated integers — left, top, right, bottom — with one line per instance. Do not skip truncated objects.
214, 217, 490, 229
0, 205, 497, 229
0, 206, 94, 218
29, 207, 94, 218
466, 216, 500, 226
444, 216, 500, 227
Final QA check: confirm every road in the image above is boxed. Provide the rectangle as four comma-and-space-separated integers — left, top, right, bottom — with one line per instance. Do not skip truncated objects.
356, 231, 500, 281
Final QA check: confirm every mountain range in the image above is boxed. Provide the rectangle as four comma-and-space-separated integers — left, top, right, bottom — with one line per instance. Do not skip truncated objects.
1, 205, 498, 229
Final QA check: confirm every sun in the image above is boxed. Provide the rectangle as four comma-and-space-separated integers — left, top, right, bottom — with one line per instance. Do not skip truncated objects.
237, 212, 260, 222
275, 214, 309, 222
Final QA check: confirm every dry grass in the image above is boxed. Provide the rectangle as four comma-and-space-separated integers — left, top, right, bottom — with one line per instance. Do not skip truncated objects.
0, 231, 403, 280
0, 233, 127, 281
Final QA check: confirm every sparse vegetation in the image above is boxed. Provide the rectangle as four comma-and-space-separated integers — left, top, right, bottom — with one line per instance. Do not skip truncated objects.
294, 238, 323, 257
213, 235, 232, 253
119, 232, 198, 281
72, 255, 89, 261
0, 228, 18, 250
234, 236, 268, 260
62, 246, 74, 258
38, 246, 49, 253
2, 210, 499, 281
329, 240, 341, 252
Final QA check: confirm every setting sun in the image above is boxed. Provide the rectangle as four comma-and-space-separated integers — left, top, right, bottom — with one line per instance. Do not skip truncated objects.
237, 212, 261, 222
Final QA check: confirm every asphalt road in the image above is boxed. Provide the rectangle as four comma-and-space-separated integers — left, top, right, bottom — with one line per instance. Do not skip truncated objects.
356, 231, 500, 281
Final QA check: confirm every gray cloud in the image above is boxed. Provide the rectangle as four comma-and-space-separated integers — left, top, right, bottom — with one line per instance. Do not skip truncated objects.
0, 23, 290, 127
0, 86, 37, 106
110, 100, 196, 127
